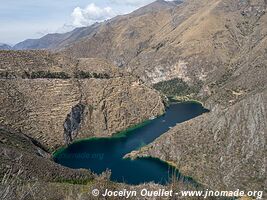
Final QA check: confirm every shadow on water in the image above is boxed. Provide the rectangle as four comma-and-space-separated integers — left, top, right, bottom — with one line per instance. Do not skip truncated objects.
54, 102, 208, 185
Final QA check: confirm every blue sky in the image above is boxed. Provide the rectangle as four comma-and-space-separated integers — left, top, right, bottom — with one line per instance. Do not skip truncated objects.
0, 0, 156, 44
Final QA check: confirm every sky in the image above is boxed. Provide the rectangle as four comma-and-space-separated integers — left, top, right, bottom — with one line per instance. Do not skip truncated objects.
0, 0, 159, 45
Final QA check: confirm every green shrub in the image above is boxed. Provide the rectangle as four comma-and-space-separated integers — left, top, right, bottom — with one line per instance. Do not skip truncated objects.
29, 71, 71, 79
74, 70, 93, 79
75, 70, 110, 79
153, 78, 202, 97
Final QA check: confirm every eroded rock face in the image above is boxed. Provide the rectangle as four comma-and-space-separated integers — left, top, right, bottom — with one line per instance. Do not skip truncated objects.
0, 77, 165, 150
0, 0, 266, 197
0, 126, 94, 183
64, 103, 85, 144
129, 91, 266, 192
61, 0, 267, 87
122, 1, 267, 193
125, 0, 267, 192
0, 49, 165, 150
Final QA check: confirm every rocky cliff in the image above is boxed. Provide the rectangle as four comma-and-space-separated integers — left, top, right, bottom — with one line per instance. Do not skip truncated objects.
60, 0, 266, 88
128, 91, 266, 191
124, 0, 267, 196
0, 126, 94, 199
0, 0, 266, 199
0, 51, 165, 150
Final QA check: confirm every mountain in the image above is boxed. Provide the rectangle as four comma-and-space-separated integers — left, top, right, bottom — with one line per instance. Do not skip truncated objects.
13, 23, 101, 50
62, 0, 266, 85
13, 0, 181, 54
129, 0, 183, 16
0, 50, 165, 149
0, 43, 12, 50
63, 0, 266, 194
122, 0, 267, 194
61, 0, 182, 73
0, 0, 266, 199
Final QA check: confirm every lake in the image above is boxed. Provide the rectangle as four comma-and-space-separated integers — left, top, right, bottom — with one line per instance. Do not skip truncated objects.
54, 102, 208, 185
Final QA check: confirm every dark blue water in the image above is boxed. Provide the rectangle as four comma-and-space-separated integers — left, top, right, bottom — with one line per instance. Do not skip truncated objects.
54, 102, 208, 185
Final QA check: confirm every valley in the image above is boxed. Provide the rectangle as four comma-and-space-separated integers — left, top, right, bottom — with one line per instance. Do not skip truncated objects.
0, 0, 266, 199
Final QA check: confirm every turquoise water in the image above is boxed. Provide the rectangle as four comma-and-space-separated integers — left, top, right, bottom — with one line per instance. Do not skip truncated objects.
54, 102, 208, 185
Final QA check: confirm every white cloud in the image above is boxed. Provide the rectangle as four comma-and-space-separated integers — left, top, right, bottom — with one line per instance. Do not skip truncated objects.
71, 3, 116, 27
70, 1, 178, 28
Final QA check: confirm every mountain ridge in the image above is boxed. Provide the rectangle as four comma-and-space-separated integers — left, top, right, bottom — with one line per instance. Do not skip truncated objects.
12, 0, 182, 51
13, 23, 101, 50
0, 0, 266, 199
0, 43, 12, 50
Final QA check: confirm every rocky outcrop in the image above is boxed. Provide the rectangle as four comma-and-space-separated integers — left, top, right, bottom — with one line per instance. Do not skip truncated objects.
125, 0, 267, 194
0, 1, 266, 199
0, 126, 94, 183
0, 76, 165, 150
129, 90, 266, 193
0, 49, 165, 150
64, 103, 85, 145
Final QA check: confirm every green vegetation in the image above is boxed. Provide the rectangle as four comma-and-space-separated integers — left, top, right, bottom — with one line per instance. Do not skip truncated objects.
74, 70, 92, 79
23, 71, 71, 79
52, 146, 67, 158
74, 70, 110, 79
92, 72, 110, 79
1, 70, 111, 80
153, 78, 202, 97
113, 120, 151, 139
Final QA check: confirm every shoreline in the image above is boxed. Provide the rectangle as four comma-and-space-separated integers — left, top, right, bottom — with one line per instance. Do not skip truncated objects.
53, 100, 205, 157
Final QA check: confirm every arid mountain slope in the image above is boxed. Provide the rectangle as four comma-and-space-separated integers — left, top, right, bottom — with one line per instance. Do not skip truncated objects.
11, 0, 266, 87
0, 0, 266, 199
63, 0, 181, 72
13, 0, 181, 52
0, 126, 94, 197
0, 50, 165, 150
126, 0, 267, 194
129, 90, 266, 192
61, 0, 266, 87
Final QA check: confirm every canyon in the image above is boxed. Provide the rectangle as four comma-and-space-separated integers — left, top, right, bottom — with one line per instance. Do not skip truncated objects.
0, 0, 266, 199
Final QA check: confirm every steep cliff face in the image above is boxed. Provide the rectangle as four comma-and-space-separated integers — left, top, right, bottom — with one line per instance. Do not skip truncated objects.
0, 0, 266, 198
64, 103, 85, 144
0, 126, 94, 183
0, 52, 165, 149
125, 0, 267, 193
121, 0, 267, 194
60, 0, 266, 89
129, 91, 266, 192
